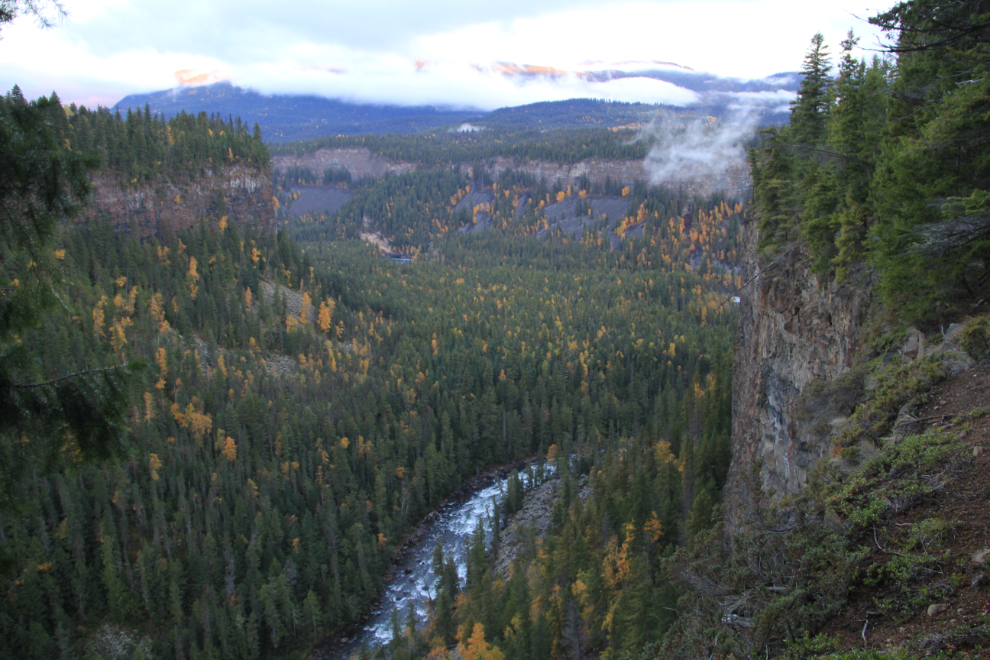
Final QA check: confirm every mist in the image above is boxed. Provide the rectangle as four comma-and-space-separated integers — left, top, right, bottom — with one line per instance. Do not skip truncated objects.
641, 106, 765, 191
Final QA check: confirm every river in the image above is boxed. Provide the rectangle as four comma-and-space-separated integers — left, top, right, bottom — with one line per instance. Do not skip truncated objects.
335, 464, 548, 659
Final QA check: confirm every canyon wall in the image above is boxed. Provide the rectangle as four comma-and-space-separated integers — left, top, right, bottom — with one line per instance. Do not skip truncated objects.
84, 165, 275, 236
725, 225, 873, 515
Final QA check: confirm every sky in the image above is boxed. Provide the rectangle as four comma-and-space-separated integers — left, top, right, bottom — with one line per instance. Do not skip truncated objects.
0, 0, 895, 111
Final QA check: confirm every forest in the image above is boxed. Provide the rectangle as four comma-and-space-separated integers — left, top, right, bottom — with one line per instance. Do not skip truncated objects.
750, 1, 990, 324
268, 128, 650, 168
0, 83, 742, 660
7, 0, 983, 654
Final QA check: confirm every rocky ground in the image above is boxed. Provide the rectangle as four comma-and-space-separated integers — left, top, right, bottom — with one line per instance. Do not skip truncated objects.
823, 354, 990, 656
494, 475, 591, 579
539, 195, 632, 242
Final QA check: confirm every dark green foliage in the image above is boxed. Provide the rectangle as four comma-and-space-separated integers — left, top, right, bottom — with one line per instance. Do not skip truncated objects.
0, 87, 140, 519
751, 1, 990, 322
270, 127, 649, 167
62, 102, 270, 184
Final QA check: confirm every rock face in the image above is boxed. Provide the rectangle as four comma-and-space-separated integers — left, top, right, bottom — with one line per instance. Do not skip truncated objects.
84, 165, 275, 236
725, 225, 873, 516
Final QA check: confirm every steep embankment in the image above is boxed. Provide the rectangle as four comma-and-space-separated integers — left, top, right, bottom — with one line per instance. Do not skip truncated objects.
85, 165, 275, 235
720, 220, 990, 656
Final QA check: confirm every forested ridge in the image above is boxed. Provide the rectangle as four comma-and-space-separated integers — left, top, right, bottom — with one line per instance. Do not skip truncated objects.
57, 95, 271, 184
269, 128, 648, 167
0, 84, 744, 660
750, 0, 990, 322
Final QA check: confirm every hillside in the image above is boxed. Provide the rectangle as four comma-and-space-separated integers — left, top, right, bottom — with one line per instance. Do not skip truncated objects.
112, 83, 482, 142
113, 80, 794, 142
0, 86, 748, 660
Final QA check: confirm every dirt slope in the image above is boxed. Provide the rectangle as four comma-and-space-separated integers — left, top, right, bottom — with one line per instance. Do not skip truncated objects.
822, 358, 990, 656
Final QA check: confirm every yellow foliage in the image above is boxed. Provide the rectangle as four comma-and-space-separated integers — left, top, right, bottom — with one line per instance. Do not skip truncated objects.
645, 511, 664, 543
149, 453, 162, 481
143, 392, 155, 421
300, 292, 312, 325
149, 293, 170, 333
92, 296, 107, 337
170, 402, 187, 428
222, 436, 237, 462
156, 347, 168, 377
459, 623, 504, 660
318, 299, 334, 331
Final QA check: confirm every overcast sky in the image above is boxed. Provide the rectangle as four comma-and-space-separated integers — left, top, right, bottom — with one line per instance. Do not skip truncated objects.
1, 0, 893, 110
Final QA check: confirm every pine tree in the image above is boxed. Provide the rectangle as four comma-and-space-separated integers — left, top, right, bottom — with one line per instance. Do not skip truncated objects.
790, 33, 833, 147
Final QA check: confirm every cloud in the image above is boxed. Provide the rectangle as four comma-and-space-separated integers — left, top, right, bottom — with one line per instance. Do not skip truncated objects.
641, 110, 759, 188
174, 68, 225, 86
0, 0, 893, 108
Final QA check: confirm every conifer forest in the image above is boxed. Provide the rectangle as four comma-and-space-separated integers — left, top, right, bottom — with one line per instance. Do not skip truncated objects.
3, 0, 990, 658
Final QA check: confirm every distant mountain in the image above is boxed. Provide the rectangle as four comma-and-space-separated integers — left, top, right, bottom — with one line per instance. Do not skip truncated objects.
113, 83, 483, 142
481, 97, 790, 131
113, 72, 796, 142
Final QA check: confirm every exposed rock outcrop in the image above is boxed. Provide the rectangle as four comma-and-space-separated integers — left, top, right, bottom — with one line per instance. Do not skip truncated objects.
493, 476, 590, 578
84, 165, 275, 236
725, 225, 874, 516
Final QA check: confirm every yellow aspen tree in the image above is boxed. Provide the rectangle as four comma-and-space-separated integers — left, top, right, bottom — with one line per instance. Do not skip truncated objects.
92, 296, 107, 337
143, 392, 156, 421
149, 293, 169, 333
187, 256, 199, 299
299, 292, 312, 325
318, 300, 334, 332
222, 436, 237, 462
459, 624, 504, 660
149, 453, 162, 481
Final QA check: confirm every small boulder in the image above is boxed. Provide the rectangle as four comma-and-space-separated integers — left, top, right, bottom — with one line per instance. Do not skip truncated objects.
930, 341, 976, 375
903, 327, 925, 360
945, 322, 967, 343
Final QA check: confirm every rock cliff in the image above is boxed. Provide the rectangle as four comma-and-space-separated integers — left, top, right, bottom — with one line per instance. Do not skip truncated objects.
725, 225, 874, 515
84, 165, 275, 236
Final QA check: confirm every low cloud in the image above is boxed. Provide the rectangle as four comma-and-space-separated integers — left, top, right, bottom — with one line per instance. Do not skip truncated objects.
641, 108, 761, 189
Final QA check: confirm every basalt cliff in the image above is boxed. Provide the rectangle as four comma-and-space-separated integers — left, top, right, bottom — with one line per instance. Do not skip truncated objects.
84, 164, 275, 236
725, 224, 873, 513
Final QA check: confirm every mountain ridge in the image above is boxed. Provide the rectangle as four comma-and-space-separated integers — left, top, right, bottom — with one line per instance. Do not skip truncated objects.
112, 75, 795, 142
